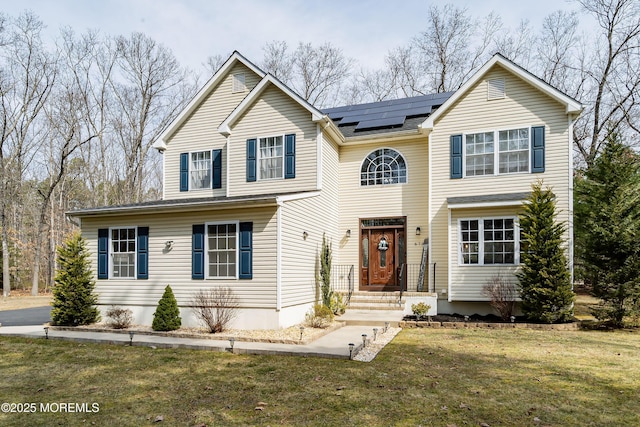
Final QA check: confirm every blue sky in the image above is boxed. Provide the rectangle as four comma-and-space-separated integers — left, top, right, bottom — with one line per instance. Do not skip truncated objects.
3, 0, 586, 72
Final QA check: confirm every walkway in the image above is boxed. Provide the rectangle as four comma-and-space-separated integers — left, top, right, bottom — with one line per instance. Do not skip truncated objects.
0, 309, 406, 360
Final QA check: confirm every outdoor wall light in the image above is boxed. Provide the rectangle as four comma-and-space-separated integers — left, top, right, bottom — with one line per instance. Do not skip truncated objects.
346, 229, 351, 238
302, 231, 308, 240
44, 326, 49, 339
299, 326, 305, 341
373, 328, 378, 341
128, 331, 134, 346
416, 227, 421, 235
229, 337, 235, 351
165, 240, 174, 250
349, 343, 355, 359
362, 334, 367, 348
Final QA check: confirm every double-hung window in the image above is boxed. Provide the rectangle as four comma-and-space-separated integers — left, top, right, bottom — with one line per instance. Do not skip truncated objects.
464, 128, 531, 176
207, 223, 237, 278
190, 151, 212, 189
465, 132, 495, 176
259, 136, 283, 180
111, 227, 136, 278
97, 226, 148, 280
459, 218, 518, 265
498, 128, 529, 173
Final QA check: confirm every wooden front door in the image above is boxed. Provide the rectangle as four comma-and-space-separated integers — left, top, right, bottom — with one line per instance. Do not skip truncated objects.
360, 219, 406, 291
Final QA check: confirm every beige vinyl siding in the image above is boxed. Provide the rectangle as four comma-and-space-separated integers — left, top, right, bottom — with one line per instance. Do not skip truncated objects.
449, 206, 521, 300
280, 135, 340, 307
338, 138, 429, 287
164, 63, 261, 200
429, 65, 571, 301
228, 85, 318, 197
81, 207, 277, 309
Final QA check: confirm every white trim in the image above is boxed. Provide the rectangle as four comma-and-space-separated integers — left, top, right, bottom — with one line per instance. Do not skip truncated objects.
204, 220, 240, 280
108, 226, 137, 280
568, 115, 575, 285
316, 124, 323, 190
161, 150, 166, 200
421, 54, 583, 131
447, 208, 452, 302
358, 147, 409, 187
276, 201, 282, 311
218, 74, 324, 136
448, 200, 525, 209
276, 191, 321, 203
225, 136, 230, 197
153, 51, 266, 150
428, 131, 433, 294
456, 216, 520, 267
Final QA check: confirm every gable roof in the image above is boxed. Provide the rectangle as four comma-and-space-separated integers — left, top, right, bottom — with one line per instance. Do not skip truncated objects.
217, 73, 327, 137
420, 53, 583, 131
152, 51, 266, 151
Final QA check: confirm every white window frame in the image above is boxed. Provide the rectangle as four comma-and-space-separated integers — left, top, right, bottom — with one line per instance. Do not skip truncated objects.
205, 221, 239, 279
109, 226, 137, 279
462, 127, 531, 177
257, 135, 284, 181
189, 150, 212, 191
359, 147, 408, 186
458, 217, 520, 266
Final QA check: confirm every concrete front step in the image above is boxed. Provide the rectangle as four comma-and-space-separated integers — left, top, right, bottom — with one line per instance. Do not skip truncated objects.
347, 304, 405, 311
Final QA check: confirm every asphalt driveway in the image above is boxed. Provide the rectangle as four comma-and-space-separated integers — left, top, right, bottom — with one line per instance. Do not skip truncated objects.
0, 306, 51, 326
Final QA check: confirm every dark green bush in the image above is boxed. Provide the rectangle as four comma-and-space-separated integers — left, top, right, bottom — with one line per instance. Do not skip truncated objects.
152, 285, 181, 331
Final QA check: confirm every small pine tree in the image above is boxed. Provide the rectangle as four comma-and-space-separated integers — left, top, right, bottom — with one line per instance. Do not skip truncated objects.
319, 233, 333, 308
152, 285, 181, 331
51, 232, 100, 326
517, 181, 574, 323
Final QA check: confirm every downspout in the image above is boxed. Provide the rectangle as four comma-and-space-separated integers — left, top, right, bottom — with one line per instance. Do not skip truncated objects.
276, 198, 283, 312
568, 114, 576, 287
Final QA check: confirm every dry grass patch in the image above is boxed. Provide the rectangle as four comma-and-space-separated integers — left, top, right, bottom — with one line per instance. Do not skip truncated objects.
0, 293, 51, 311
0, 328, 638, 426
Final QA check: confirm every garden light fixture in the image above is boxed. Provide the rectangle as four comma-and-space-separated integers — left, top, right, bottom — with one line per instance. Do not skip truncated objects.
349, 343, 355, 359
229, 337, 235, 351
44, 326, 49, 339
362, 334, 367, 348
128, 331, 134, 346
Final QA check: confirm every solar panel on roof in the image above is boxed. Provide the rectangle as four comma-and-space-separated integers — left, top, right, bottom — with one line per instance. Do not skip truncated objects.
355, 116, 406, 130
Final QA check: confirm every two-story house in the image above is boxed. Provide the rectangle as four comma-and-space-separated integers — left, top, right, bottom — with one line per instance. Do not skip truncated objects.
70, 51, 581, 329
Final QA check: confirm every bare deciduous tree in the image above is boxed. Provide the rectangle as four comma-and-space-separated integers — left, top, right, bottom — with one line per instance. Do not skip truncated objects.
261, 41, 353, 108
0, 12, 55, 296
573, 0, 640, 167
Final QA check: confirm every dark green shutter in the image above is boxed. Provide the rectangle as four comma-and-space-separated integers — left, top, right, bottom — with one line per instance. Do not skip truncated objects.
136, 227, 149, 279
531, 126, 545, 173
192, 224, 205, 279
450, 135, 463, 179
98, 229, 108, 279
212, 149, 222, 189
239, 222, 253, 279
285, 134, 296, 179
246, 139, 257, 182
180, 153, 189, 191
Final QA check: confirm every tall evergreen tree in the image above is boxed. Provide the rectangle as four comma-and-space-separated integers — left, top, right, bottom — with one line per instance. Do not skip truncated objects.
518, 181, 574, 323
575, 136, 640, 327
51, 232, 100, 326
319, 233, 333, 308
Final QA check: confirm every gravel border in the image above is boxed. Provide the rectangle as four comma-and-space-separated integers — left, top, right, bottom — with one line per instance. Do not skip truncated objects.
352, 327, 401, 362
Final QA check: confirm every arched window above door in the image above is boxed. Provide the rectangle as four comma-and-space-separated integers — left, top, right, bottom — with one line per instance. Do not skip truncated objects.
360, 148, 407, 186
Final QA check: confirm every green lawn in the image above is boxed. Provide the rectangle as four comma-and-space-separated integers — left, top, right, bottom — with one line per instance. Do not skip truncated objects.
1, 328, 638, 426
